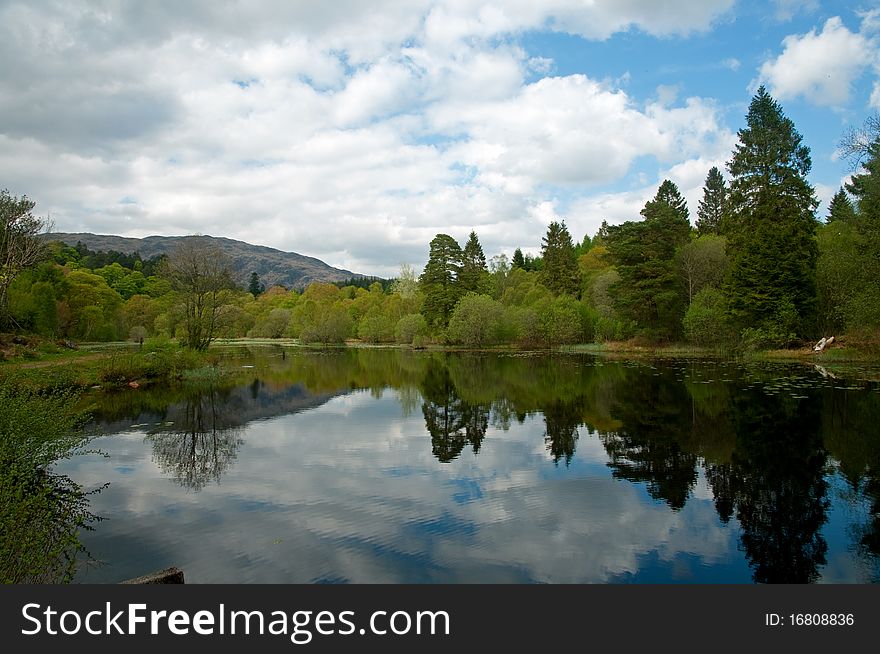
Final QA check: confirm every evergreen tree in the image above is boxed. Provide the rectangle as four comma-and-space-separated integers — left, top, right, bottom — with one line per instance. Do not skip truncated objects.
842, 137, 880, 326
606, 180, 692, 340
696, 166, 727, 235
573, 233, 593, 258
725, 86, 819, 337
845, 138, 880, 227
826, 188, 857, 224
248, 271, 264, 297
511, 247, 525, 269
539, 221, 579, 296
419, 234, 464, 327
459, 231, 487, 293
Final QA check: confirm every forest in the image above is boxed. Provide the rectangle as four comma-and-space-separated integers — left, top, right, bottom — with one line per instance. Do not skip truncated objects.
2, 87, 879, 354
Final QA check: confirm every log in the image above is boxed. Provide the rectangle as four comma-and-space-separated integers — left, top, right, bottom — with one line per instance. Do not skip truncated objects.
120, 567, 185, 584
813, 336, 835, 353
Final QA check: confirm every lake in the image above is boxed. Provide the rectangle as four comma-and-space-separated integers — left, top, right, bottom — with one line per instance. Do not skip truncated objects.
57, 347, 880, 583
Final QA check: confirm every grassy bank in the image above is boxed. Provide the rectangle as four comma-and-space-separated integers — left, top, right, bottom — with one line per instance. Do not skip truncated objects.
3, 334, 879, 394
0, 338, 242, 394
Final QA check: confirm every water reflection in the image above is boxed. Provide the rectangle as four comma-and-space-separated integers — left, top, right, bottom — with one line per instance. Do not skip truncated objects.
146, 389, 245, 491
421, 357, 488, 462
74, 348, 880, 583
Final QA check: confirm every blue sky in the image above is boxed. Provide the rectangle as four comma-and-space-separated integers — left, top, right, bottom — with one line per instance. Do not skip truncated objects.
1, 1, 878, 277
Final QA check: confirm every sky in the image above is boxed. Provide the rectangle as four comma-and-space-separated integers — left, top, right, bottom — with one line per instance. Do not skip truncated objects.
2, 1, 879, 278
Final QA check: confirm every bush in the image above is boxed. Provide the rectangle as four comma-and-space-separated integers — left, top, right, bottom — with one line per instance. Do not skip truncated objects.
537, 296, 582, 346
358, 309, 396, 343
0, 383, 95, 582
300, 306, 352, 344
683, 288, 732, 346
249, 308, 291, 338
738, 298, 799, 351
447, 294, 504, 346
395, 313, 428, 345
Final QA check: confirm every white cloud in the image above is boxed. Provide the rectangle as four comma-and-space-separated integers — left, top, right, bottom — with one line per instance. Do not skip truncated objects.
723, 57, 741, 72
758, 16, 878, 107
0, 1, 738, 277
771, 0, 820, 22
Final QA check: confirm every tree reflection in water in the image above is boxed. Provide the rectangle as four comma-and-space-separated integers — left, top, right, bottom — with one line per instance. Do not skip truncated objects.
146, 388, 244, 491
83, 346, 880, 581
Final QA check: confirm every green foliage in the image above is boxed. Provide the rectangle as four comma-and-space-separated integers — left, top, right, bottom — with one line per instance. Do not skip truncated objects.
846, 138, 880, 224
816, 221, 865, 333
249, 307, 291, 338
420, 234, 464, 327
459, 231, 488, 294
683, 287, 733, 346
539, 221, 579, 297
248, 272, 265, 297
358, 307, 396, 343
163, 239, 235, 350
0, 189, 48, 326
739, 297, 799, 351
827, 187, 857, 224
511, 248, 525, 269
395, 313, 428, 345
677, 235, 728, 305
299, 303, 352, 344
0, 383, 95, 583
606, 180, 692, 341
725, 86, 819, 337
696, 166, 727, 235
537, 295, 583, 346
447, 294, 504, 346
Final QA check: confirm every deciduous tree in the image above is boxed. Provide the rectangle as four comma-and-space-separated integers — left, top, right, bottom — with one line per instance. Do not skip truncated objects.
162, 237, 234, 350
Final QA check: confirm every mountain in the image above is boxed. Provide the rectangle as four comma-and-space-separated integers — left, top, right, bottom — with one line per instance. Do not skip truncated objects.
44, 232, 366, 289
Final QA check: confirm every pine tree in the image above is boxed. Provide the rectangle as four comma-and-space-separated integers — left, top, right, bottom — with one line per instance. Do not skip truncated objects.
724, 86, 819, 336
539, 221, 579, 296
843, 138, 880, 315
696, 166, 727, 235
419, 234, 464, 327
459, 231, 487, 293
511, 248, 525, 269
606, 180, 692, 340
845, 138, 880, 227
826, 188, 856, 224
248, 271, 264, 297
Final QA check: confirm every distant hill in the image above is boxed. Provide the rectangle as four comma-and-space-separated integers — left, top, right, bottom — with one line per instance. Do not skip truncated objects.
44, 233, 366, 289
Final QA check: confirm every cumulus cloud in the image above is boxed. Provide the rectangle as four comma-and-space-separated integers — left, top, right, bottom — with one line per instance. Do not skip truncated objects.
0, 0, 738, 276
758, 16, 877, 107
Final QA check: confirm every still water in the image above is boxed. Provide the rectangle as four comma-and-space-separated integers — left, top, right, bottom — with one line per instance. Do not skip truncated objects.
58, 348, 880, 583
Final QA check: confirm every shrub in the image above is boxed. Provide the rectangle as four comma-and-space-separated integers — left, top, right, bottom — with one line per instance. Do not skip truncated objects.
447, 294, 504, 346
358, 309, 396, 343
683, 287, 732, 346
395, 313, 428, 345
0, 383, 96, 583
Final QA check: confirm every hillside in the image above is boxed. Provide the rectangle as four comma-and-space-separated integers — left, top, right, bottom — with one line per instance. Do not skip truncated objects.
45, 233, 364, 289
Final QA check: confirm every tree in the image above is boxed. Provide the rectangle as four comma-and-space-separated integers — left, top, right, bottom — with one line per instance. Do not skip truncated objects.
248, 272, 265, 297
838, 112, 880, 168
511, 248, 525, 269
696, 166, 727, 235
826, 188, 857, 224
419, 234, 463, 327
0, 190, 49, 326
162, 238, 234, 350
459, 231, 488, 294
677, 235, 728, 305
845, 138, 880, 226
539, 221, 579, 296
606, 180, 692, 340
724, 86, 819, 337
